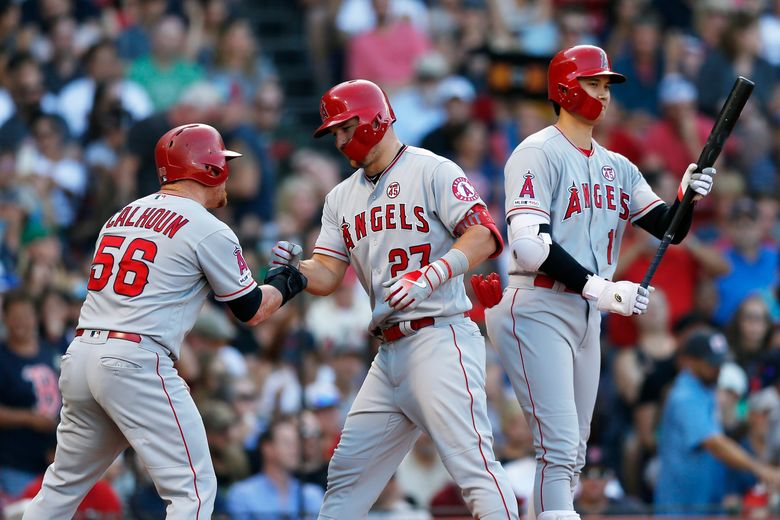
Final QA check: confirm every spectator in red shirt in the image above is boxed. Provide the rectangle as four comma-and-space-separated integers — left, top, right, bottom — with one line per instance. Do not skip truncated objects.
608, 172, 729, 347
345, 0, 432, 91
644, 73, 719, 177
17, 475, 122, 519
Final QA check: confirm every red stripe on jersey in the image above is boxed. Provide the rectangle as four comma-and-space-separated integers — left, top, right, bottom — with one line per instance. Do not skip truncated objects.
364, 145, 407, 183
449, 325, 512, 519
510, 288, 549, 511
630, 199, 664, 220
156, 354, 202, 518
313, 246, 349, 260
507, 207, 550, 217
553, 125, 593, 157
215, 281, 257, 300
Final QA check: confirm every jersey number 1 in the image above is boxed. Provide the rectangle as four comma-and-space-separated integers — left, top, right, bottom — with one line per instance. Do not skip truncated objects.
88, 235, 158, 296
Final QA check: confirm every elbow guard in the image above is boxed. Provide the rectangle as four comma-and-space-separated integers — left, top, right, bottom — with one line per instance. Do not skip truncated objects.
510, 231, 551, 271
509, 217, 552, 272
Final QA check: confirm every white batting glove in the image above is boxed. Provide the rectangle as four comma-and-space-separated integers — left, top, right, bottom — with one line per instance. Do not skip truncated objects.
382, 269, 434, 311
270, 241, 303, 269
679, 163, 716, 202
582, 275, 654, 316
383, 249, 470, 311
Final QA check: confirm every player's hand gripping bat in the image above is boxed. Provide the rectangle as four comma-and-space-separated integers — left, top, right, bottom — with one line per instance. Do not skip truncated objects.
640, 76, 755, 289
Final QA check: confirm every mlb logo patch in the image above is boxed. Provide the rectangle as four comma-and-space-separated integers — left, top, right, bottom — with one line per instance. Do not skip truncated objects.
601, 166, 615, 181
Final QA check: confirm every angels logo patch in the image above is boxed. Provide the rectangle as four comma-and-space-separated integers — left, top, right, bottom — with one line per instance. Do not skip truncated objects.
387, 182, 400, 198
452, 177, 479, 202
234, 247, 249, 275
602, 166, 615, 181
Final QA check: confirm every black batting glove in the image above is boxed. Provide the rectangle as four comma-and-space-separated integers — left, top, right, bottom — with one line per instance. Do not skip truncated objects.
264, 265, 308, 306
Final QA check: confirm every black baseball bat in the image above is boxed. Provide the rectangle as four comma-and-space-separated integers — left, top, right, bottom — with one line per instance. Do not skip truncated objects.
640, 76, 754, 289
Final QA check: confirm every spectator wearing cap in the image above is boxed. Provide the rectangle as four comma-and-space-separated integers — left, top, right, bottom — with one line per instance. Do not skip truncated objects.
199, 400, 250, 491
713, 197, 779, 326
189, 302, 246, 378
226, 418, 324, 518
760, 350, 780, 467
390, 52, 449, 147
573, 446, 646, 515
722, 387, 780, 512
655, 330, 780, 514
305, 381, 342, 461
420, 76, 476, 159
716, 361, 748, 437
644, 73, 722, 177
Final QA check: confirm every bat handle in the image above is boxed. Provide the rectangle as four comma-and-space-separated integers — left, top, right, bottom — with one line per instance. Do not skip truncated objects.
640, 236, 672, 289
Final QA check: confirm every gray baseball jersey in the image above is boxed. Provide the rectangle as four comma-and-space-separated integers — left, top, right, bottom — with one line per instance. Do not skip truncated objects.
505, 125, 662, 277
486, 125, 665, 515
313, 145, 483, 330
78, 192, 257, 359
314, 145, 518, 519
25, 192, 249, 520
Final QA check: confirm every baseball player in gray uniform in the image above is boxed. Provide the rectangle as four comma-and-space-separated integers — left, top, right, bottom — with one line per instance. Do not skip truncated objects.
476, 46, 716, 520
271, 79, 519, 519
23, 124, 307, 519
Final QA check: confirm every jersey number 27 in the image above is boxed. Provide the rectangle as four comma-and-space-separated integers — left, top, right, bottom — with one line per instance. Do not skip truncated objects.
87, 235, 158, 297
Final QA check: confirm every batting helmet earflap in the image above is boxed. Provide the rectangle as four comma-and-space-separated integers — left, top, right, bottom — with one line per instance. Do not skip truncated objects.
155, 124, 241, 187
548, 45, 625, 121
314, 79, 396, 163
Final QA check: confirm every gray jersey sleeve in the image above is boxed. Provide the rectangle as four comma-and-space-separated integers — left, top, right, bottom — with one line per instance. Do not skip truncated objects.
430, 161, 486, 235
505, 145, 554, 224
196, 229, 257, 302
313, 191, 350, 263
627, 162, 664, 222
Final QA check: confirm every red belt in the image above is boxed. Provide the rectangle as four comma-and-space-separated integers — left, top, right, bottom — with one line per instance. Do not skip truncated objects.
76, 329, 142, 343
381, 317, 435, 342
534, 274, 577, 294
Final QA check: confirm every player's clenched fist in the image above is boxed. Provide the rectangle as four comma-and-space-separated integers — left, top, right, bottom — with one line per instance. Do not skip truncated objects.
679, 163, 716, 202
582, 275, 654, 316
470, 272, 503, 309
271, 241, 303, 268
264, 265, 308, 305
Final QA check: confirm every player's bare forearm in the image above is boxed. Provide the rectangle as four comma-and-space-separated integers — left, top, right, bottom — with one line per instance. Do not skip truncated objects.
0, 405, 38, 429
244, 285, 284, 326
300, 254, 349, 296
684, 235, 730, 276
452, 225, 497, 269
703, 433, 764, 473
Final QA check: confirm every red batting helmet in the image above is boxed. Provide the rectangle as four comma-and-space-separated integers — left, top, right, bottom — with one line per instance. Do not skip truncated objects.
155, 124, 241, 187
548, 45, 625, 121
313, 79, 396, 163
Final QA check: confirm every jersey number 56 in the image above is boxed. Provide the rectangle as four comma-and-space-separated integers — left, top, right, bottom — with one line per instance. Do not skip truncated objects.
87, 235, 158, 297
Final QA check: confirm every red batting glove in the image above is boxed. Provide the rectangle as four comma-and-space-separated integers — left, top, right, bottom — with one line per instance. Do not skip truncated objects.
470, 272, 503, 309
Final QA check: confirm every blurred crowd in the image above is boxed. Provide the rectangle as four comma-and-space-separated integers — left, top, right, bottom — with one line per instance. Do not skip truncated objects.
0, 0, 778, 518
